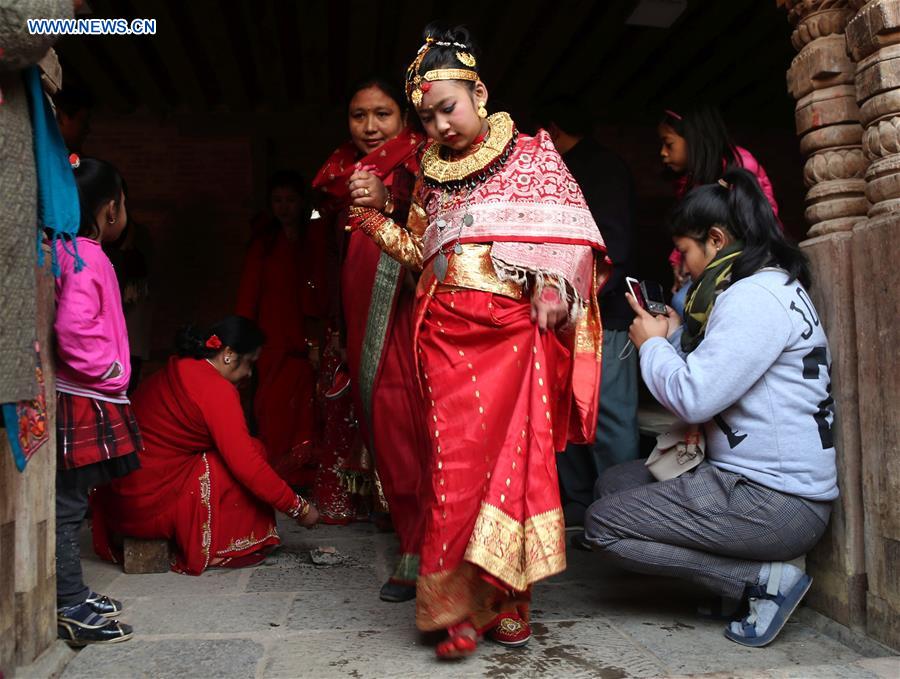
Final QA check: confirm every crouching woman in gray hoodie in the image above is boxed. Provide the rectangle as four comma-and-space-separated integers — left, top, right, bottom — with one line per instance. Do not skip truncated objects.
584, 168, 836, 648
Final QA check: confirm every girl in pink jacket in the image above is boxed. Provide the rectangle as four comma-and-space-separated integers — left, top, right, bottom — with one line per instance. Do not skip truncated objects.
55, 156, 139, 647
658, 106, 780, 314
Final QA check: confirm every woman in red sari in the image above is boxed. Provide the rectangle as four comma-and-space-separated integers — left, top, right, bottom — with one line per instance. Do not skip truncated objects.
346, 26, 608, 659
236, 171, 327, 485
92, 317, 319, 574
312, 76, 430, 603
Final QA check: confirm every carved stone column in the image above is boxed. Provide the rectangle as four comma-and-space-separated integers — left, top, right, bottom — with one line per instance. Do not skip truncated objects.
845, 0, 900, 651
782, 0, 868, 630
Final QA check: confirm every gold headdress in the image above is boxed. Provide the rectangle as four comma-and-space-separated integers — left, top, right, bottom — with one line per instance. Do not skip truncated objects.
405, 37, 478, 107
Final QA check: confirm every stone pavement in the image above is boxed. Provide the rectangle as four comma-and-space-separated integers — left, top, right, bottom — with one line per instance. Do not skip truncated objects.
49, 519, 897, 679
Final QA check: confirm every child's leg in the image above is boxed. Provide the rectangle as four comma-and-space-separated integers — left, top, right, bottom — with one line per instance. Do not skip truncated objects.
55, 478, 90, 609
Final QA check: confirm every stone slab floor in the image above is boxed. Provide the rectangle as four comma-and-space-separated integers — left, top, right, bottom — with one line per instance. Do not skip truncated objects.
51, 518, 897, 679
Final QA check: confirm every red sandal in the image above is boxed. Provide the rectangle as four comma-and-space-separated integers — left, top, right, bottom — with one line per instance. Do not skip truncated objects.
435, 621, 478, 660
486, 611, 531, 648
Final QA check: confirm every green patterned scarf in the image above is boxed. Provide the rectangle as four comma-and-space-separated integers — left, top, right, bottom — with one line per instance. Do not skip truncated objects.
681, 240, 744, 354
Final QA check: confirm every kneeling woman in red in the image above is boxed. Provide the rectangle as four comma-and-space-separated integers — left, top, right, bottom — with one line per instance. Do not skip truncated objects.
347, 25, 608, 658
93, 317, 319, 574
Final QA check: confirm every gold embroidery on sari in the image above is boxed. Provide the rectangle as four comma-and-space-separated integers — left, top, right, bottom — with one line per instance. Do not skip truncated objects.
219, 525, 279, 555
464, 502, 566, 591
199, 453, 212, 571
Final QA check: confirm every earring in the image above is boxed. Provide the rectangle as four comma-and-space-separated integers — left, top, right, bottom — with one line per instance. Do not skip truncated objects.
477, 102, 487, 119
224, 356, 231, 365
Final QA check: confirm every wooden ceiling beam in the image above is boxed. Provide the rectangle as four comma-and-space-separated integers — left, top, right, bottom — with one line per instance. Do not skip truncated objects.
184, 2, 248, 112
496, 0, 595, 107
536, 2, 637, 99
56, 36, 133, 113
148, 0, 210, 112
620, 2, 752, 113
296, 1, 329, 110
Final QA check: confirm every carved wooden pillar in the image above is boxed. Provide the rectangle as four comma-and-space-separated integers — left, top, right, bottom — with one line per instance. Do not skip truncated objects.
782, 0, 868, 630
845, 0, 900, 651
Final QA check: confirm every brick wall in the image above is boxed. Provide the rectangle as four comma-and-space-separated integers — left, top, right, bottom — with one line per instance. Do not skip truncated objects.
83, 113, 805, 365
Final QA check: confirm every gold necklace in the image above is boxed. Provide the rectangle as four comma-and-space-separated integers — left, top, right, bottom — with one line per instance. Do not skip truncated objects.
421, 112, 517, 190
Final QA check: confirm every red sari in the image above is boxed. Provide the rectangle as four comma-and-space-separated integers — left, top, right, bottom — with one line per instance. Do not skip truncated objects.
92, 358, 297, 574
349, 113, 609, 630
313, 129, 430, 583
236, 225, 326, 485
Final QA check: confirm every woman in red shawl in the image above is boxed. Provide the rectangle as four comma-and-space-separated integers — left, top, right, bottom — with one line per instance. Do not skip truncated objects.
92, 317, 319, 574
312, 76, 429, 603
236, 171, 327, 485
346, 26, 608, 659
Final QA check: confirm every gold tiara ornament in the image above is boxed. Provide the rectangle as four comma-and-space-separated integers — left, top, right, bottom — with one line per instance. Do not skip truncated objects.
406, 39, 479, 107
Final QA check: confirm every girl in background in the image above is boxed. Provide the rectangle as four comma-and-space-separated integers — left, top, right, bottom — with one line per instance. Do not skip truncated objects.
658, 105, 779, 315
55, 157, 139, 646
236, 171, 326, 485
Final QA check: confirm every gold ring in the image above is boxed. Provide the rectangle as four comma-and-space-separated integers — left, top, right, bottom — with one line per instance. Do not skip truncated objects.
363, 187, 370, 196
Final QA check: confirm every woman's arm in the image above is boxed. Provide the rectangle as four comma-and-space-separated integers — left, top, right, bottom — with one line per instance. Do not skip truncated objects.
638, 284, 791, 423
200, 383, 298, 513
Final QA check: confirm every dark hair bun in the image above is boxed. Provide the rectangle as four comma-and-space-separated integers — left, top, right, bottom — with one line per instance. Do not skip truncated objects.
175, 325, 216, 360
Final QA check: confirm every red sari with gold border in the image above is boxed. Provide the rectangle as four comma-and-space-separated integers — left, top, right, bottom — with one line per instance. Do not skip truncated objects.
349, 113, 609, 630
91, 358, 297, 574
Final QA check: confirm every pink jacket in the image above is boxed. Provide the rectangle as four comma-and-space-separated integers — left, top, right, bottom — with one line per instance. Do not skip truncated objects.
670, 146, 780, 269
55, 238, 131, 403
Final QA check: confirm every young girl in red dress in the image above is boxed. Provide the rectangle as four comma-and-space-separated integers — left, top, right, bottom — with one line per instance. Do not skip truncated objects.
347, 25, 609, 659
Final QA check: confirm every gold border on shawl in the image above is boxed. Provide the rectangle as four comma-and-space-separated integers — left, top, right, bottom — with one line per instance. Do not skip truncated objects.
421, 112, 514, 185
464, 502, 566, 592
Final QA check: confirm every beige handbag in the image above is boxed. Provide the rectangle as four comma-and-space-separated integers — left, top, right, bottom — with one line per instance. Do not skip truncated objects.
645, 423, 705, 481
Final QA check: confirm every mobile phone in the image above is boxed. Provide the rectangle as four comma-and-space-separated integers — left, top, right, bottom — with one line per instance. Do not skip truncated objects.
625, 277, 645, 310
640, 280, 669, 316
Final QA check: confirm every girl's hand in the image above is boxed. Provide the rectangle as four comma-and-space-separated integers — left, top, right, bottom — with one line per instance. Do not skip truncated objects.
531, 287, 568, 332
348, 170, 387, 210
297, 503, 320, 528
626, 293, 669, 349
664, 305, 682, 338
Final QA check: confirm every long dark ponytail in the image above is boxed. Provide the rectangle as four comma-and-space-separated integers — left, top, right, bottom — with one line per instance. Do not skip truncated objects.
670, 168, 811, 289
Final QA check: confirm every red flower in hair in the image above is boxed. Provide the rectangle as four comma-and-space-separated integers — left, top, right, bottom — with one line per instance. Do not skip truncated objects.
205, 335, 222, 350
69, 153, 80, 169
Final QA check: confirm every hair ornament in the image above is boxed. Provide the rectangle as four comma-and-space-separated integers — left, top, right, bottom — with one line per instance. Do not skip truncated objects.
456, 51, 476, 68
717, 178, 731, 190
69, 153, 80, 169
664, 109, 683, 121
205, 334, 223, 350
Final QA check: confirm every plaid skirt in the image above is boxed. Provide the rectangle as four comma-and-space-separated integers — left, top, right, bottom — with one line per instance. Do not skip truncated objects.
57, 392, 143, 471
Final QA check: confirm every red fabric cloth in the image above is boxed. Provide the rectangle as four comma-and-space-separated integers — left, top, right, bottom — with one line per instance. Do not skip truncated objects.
92, 357, 295, 574
236, 227, 324, 484
313, 129, 429, 559
414, 290, 571, 631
